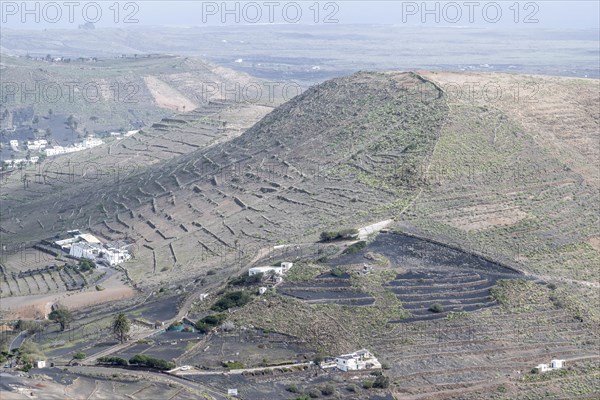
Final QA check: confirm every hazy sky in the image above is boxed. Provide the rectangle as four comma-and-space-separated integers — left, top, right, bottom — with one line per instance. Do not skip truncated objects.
1, 1, 599, 29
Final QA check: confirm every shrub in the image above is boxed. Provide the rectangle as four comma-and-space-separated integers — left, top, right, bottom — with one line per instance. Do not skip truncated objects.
20, 363, 32, 372
222, 360, 244, 370
320, 384, 335, 396
347, 384, 359, 392
320, 228, 358, 242
547, 283, 557, 290
211, 291, 252, 311
195, 313, 227, 333
373, 374, 390, 388
308, 388, 321, 398
78, 259, 95, 272
128, 354, 175, 370
73, 352, 86, 360
342, 240, 367, 254
230, 273, 263, 286
362, 380, 374, 389
549, 295, 565, 309
286, 384, 299, 393
97, 356, 128, 366
429, 303, 444, 313
331, 267, 345, 278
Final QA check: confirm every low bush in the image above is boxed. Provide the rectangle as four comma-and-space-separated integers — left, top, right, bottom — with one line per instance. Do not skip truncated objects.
195, 313, 227, 333
211, 291, 252, 311
230, 272, 263, 286
320, 228, 358, 242
286, 384, 299, 393
320, 384, 335, 395
97, 356, 128, 366
429, 303, 444, 313
222, 360, 244, 370
129, 354, 175, 370
373, 374, 390, 388
78, 259, 95, 272
342, 240, 367, 254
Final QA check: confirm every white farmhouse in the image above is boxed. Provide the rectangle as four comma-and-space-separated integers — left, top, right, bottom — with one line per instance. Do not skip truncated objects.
26, 139, 48, 151
102, 246, 131, 266
82, 136, 103, 148
248, 262, 293, 277
535, 359, 565, 373
335, 349, 381, 372
70, 242, 103, 260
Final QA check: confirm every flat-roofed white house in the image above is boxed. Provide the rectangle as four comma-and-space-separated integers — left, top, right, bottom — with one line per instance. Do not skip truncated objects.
248, 262, 294, 277
535, 359, 565, 373
64, 230, 131, 266
102, 246, 131, 266
280, 262, 293, 272
70, 242, 102, 260
335, 349, 381, 372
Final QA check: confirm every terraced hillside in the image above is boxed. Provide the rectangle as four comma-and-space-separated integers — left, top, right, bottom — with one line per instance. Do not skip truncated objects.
1, 71, 449, 288
231, 234, 599, 399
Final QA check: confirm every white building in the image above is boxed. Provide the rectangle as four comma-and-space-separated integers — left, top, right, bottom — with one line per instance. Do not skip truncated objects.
280, 262, 293, 272
26, 139, 48, 151
335, 349, 381, 372
62, 230, 131, 266
102, 246, 131, 266
535, 359, 565, 373
258, 287, 267, 295
44, 137, 103, 157
35, 360, 46, 368
82, 136, 103, 148
70, 242, 103, 260
9, 140, 19, 151
248, 262, 293, 277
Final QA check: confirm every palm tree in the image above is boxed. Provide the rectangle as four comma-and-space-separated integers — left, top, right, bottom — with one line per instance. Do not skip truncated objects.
112, 313, 130, 343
